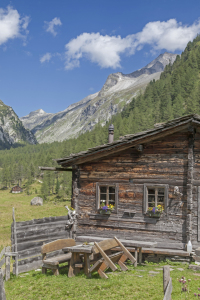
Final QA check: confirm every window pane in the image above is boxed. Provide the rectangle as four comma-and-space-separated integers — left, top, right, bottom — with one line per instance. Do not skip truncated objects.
109, 194, 115, 201
148, 188, 155, 195
100, 186, 107, 193
109, 187, 115, 194
158, 196, 164, 203
148, 202, 155, 208
158, 188, 164, 195
100, 193, 106, 200
148, 195, 155, 203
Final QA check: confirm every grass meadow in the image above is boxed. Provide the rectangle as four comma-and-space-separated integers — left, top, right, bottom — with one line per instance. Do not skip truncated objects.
4, 261, 200, 300
0, 182, 70, 249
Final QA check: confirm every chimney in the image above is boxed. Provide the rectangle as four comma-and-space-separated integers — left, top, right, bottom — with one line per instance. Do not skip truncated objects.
108, 124, 114, 143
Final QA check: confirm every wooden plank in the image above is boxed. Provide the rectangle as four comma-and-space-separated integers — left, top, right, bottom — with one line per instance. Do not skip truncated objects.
76, 236, 157, 248
163, 277, 172, 300
15, 216, 69, 228
0, 248, 5, 261
41, 239, 75, 254
0, 258, 5, 268
93, 239, 118, 254
94, 242, 117, 272
114, 237, 136, 264
0, 268, 6, 300
16, 234, 69, 252
13, 260, 42, 274
5, 246, 10, 281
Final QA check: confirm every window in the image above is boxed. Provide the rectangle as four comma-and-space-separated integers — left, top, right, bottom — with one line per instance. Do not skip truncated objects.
143, 184, 168, 214
96, 183, 118, 212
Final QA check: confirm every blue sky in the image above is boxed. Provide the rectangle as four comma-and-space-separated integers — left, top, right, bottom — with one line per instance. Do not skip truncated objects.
1, 0, 200, 117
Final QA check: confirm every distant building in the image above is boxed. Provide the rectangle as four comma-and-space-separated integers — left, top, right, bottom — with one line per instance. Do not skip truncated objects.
11, 186, 23, 193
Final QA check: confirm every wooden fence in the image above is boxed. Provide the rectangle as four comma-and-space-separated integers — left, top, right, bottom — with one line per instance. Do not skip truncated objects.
163, 266, 172, 300
11, 211, 71, 274
0, 269, 6, 300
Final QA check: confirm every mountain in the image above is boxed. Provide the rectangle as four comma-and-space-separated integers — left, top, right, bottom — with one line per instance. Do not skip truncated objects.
21, 52, 177, 144
0, 100, 37, 149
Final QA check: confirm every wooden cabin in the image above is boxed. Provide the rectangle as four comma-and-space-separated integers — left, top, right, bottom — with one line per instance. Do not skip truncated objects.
11, 185, 23, 193
55, 114, 200, 252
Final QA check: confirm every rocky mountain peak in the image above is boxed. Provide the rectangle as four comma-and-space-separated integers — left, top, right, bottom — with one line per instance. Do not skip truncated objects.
0, 100, 37, 149
21, 52, 178, 144
99, 52, 177, 97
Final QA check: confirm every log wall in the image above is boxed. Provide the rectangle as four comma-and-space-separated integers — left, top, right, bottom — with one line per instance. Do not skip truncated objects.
76, 130, 194, 249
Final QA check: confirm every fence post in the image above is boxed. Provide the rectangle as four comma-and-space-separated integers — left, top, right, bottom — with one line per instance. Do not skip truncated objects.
5, 247, 10, 282
0, 268, 6, 300
12, 208, 18, 276
163, 265, 172, 300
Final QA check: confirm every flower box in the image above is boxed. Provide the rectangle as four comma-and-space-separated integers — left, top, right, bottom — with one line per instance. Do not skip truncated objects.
147, 211, 162, 218
99, 209, 112, 215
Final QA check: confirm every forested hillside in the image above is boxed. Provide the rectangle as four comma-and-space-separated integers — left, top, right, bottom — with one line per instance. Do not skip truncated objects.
1, 35, 200, 198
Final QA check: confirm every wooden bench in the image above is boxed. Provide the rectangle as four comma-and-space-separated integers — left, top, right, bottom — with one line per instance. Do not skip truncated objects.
89, 237, 136, 279
41, 238, 76, 276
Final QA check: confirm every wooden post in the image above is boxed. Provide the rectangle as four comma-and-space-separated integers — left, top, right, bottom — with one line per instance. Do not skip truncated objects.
12, 208, 18, 276
134, 247, 138, 267
186, 132, 194, 242
163, 266, 172, 300
198, 186, 200, 241
0, 268, 6, 300
5, 247, 10, 281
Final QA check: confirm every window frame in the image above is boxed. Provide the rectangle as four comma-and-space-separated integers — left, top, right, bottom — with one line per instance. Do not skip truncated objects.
96, 182, 119, 213
143, 183, 169, 214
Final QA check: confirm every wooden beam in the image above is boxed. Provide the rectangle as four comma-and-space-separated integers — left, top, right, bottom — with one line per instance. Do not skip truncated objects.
186, 132, 194, 242
39, 167, 72, 172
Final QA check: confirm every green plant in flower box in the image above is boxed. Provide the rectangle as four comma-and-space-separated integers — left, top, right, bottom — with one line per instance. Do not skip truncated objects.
99, 203, 115, 214
147, 205, 164, 217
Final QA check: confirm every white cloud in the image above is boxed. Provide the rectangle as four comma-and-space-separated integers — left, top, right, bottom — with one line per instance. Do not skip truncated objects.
0, 6, 30, 46
40, 53, 52, 63
45, 17, 62, 36
64, 19, 200, 70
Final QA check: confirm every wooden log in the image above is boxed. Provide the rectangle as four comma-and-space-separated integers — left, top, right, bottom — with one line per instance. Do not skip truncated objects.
17, 231, 70, 244
13, 260, 42, 274
39, 166, 72, 172
15, 215, 69, 228
0, 268, 6, 300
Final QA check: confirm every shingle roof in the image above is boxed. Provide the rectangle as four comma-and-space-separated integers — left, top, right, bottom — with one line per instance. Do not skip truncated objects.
55, 114, 200, 166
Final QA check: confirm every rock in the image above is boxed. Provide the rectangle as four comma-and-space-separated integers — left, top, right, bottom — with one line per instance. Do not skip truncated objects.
30, 197, 43, 206
149, 271, 160, 274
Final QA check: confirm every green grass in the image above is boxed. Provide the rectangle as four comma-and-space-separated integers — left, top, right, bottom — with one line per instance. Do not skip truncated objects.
0, 183, 70, 248
4, 261, 200, 299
